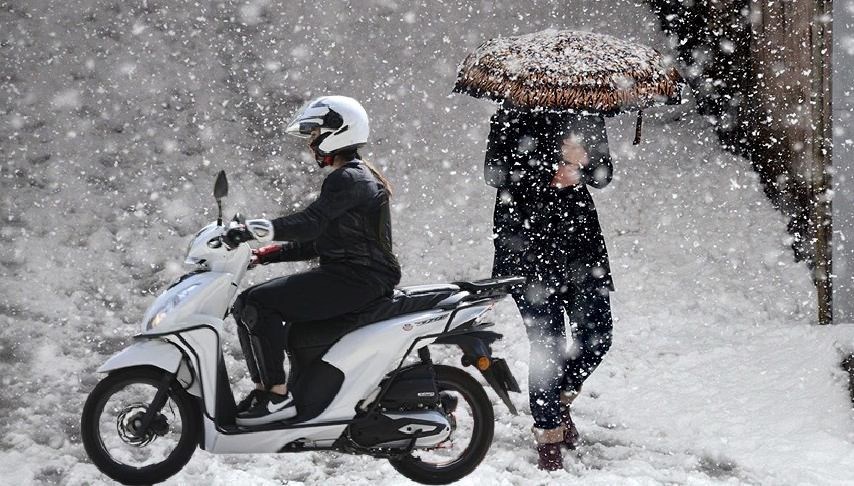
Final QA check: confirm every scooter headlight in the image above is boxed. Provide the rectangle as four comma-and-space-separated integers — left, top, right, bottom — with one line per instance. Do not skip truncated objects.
144, 283, 202, 331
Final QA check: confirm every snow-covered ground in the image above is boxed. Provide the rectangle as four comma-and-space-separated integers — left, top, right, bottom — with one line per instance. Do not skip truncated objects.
2, 0, 854, 484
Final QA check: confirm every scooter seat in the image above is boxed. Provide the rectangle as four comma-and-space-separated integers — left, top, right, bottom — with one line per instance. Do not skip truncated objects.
288, 289, 457, 350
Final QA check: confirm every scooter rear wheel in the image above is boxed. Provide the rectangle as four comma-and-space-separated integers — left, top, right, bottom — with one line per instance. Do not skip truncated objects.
388, 365, 495, 485
81, 366, 201, 485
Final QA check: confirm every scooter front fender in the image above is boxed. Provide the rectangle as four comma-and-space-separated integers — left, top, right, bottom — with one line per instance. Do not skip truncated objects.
97, 339, 184, 374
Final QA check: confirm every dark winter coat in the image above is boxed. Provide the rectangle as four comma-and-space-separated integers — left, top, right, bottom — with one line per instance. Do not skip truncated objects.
487, 108, 614, 291
269, 160, 402, 289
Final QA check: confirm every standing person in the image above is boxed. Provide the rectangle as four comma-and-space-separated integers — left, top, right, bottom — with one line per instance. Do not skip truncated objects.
223, 95, 401, 426
485, 105, 614, 470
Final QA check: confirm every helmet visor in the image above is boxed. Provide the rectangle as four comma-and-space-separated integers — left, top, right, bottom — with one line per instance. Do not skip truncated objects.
285, 100, 332, 138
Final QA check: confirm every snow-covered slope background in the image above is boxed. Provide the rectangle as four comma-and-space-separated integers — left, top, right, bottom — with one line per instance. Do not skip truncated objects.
3, 0, 854, 484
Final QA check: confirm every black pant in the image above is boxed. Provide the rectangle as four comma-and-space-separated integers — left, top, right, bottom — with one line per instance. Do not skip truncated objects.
232, 264, 390, 386
513, 281, 613, 430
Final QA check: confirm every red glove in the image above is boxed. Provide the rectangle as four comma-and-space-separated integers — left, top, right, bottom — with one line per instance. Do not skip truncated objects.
249, 244, 282, 268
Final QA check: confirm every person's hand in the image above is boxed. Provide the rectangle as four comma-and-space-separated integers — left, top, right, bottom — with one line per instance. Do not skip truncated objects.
550, 136, 590, 188
246, 219, 274, 242
248, 244, 282, 268
550, 163, 582, 188
561, 136, 589, 167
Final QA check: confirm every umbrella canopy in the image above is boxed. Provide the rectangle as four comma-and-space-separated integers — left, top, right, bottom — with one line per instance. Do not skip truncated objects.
454, 30, 684, 114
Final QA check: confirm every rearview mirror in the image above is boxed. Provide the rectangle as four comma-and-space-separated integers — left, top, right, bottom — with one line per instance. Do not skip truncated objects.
214, 171, 228, 226
214, 170, 228, 199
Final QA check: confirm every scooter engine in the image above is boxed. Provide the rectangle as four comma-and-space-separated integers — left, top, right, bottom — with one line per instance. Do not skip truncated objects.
348, 363, 451, 449
348, 410, 452, 449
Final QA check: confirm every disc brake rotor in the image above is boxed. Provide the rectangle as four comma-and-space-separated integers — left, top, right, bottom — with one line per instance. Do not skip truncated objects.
116, 403, 169, 447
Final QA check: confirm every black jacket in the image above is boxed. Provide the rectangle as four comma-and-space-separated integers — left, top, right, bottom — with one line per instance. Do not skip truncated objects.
487, 108, 614, 290
269, 160, 401, 289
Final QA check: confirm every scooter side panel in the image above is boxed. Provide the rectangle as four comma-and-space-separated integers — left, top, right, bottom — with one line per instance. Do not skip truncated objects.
309, 309, 451, 422
446, 304, 492, 330
96, 339, 183, 374
175, 326, 222, 418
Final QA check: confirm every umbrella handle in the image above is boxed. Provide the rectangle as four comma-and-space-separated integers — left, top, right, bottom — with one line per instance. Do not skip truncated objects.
634, 111, 643, 145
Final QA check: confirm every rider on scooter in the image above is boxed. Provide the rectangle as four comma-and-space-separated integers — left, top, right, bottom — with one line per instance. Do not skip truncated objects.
223, 95, 401, 426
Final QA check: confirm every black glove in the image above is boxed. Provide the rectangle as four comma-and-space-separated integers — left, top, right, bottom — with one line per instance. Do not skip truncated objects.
222, 225, 255, 249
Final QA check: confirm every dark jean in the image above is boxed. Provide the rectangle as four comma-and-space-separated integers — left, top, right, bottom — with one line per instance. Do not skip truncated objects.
232, 264, 390, 386
513, 281, 613, 430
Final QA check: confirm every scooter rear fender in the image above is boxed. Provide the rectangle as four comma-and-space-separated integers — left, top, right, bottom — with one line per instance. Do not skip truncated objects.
432, 328, 521, 414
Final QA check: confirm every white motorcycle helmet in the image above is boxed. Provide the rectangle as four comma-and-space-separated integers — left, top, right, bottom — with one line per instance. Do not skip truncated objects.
286, 95, 369, 166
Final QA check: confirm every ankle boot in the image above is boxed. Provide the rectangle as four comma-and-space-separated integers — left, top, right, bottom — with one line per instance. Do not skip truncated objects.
559, 405, 580, 450
533, 426, 565, 471
536, 443, 563, 471
560, 389, 581, 449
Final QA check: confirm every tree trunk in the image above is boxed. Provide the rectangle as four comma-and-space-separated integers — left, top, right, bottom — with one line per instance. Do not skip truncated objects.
645, 0, 834, 323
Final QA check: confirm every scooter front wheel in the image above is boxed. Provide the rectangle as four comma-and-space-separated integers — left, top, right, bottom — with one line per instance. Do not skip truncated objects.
388, 365, 495, 485
81, 366, 201, 485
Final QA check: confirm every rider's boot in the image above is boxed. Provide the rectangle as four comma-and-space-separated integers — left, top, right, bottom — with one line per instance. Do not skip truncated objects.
236, 390, 297, 426
533, 426, 565, 471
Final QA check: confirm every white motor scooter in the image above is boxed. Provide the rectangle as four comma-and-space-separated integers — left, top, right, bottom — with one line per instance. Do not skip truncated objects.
81, 171, 522, 485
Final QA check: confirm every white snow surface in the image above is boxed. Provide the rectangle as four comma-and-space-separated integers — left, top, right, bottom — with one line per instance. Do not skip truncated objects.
2, 0, 854, 485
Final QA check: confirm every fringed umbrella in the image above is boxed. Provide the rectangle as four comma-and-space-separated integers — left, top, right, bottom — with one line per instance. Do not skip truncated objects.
453, 29, 685, 143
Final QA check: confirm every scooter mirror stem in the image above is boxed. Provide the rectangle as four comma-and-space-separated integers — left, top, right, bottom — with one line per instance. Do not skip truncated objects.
216, 199, 223, 227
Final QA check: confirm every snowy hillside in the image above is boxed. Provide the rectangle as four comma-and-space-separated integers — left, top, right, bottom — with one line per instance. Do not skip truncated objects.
2, 0, 854, 485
